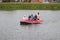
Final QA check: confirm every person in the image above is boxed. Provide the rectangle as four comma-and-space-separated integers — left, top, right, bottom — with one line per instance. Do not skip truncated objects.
22, 15, 27, 20
37, 12, 40, 20
33, 14, 37, 20
28, 15, 31, 20
28, 14, 33, 20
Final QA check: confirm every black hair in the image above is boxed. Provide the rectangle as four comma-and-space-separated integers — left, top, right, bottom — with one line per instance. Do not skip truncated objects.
38, 12, 39, 15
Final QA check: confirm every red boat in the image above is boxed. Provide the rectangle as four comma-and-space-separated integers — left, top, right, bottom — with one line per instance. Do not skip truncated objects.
20, 19, 43, 25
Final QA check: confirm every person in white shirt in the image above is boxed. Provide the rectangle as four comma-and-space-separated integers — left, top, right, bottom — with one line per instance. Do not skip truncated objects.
37, 12, 40, 20
22, 15, 27, 20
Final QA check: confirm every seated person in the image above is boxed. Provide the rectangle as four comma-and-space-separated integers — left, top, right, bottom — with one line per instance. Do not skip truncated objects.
28, 14, 33, 20
33, 15, 37, 20
22, 15, 27, 20
37, 12, 40, 20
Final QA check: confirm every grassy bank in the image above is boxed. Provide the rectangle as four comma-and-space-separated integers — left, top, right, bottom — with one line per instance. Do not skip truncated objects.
0, 2, 60, 10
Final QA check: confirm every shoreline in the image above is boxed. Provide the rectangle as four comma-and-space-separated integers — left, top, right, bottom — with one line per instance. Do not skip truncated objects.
0, 2, 60, 10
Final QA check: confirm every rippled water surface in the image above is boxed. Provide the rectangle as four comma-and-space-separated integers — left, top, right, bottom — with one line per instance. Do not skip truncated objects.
0, 10, 60, 40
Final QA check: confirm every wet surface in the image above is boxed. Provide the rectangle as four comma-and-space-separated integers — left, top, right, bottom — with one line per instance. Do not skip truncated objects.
0, 10, 60, 40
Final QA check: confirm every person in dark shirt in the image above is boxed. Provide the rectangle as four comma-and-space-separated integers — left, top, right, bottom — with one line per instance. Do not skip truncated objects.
28, 14, 33, 20
33, 15, 37, 20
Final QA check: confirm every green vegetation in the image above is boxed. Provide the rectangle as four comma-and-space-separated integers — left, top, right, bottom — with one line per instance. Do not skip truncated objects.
0, 2, 60, 10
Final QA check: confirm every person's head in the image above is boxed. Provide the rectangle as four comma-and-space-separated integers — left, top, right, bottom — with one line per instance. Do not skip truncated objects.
24, 15, 26, 17
31, 14, 33, 16
37, 12, 39, 15
35, 14, 37, 16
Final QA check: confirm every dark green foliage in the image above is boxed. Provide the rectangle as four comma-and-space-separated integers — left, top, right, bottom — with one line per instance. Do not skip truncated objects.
0, 2, 60, 10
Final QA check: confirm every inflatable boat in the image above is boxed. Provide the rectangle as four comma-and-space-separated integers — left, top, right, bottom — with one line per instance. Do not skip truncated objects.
20, 19, 43, 25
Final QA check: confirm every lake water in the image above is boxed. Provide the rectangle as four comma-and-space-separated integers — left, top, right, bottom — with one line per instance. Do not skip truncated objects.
0, 10, 60, 40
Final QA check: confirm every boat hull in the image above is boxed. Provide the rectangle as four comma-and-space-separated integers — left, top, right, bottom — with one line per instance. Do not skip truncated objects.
20, 19, 43, 25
